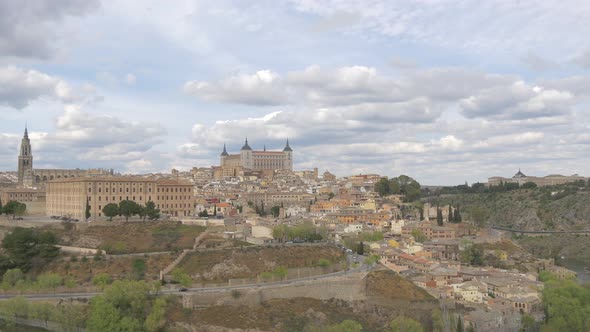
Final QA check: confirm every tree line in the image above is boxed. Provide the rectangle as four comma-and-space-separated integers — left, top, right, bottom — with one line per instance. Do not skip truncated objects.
101, 200, 160, 221
0, 200, 27, 219
374, 175, 421, 202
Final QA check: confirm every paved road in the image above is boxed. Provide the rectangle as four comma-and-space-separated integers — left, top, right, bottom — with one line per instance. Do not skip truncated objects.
0, 253, 372, 300
491, 225, 590, 234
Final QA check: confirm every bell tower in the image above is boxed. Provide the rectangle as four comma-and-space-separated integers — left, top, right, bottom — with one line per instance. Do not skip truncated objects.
17, 126, 34, 188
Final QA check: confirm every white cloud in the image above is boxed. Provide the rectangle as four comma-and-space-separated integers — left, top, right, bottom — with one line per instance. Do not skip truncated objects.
0, 66, 75, 109
0, 0, 100, 59
183, 70, 287, 106
460, 81, 573, 120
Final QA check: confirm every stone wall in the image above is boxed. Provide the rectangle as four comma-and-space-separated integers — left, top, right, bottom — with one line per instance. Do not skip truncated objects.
183, 273, 367, 308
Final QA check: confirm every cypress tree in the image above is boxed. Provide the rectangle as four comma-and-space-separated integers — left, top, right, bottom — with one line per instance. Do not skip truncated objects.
437, 207, 443, 226
448, 204, 453, 222
454, 206, 462, 222
85, 197, 91, 220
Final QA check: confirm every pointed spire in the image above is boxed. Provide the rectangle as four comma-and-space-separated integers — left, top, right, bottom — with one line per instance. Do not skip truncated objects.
241, 137, 252, 151
264, 144, 266, 151
220, 143, 229, 156
283, 138, 292, 152
24, 124, 29, 139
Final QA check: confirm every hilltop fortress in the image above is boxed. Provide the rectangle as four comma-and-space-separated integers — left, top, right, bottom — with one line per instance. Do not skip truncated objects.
215, 138, 293, 179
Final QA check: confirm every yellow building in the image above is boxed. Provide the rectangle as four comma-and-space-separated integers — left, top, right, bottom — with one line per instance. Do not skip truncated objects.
46, 177, 193, 221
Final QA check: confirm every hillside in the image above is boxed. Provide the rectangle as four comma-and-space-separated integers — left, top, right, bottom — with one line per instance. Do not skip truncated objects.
426, 185, 590, 231
167, 269, 438, 331
178, 245, 345, 282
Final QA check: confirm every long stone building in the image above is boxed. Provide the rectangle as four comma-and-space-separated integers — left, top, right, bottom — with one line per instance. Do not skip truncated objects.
487, 169, 587, 187
216, 138, 293, 178
17, 127, 114, 188
46, 177, 194, 221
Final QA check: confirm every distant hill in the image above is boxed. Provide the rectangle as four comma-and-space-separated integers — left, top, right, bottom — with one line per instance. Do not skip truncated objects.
425, 183, 590, 231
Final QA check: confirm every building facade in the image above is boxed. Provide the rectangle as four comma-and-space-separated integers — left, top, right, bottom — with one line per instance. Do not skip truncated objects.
488, 169, 587, 187
16, 127, 115, 189
46, 177, 194, 220
218, 139, 293, 178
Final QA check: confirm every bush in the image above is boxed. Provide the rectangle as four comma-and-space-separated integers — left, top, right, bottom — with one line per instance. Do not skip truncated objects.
317, 258, 331, 267
230, 289, 242, 299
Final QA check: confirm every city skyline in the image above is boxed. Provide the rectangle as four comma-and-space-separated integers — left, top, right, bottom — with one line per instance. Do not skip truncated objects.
1, 1, 590, 185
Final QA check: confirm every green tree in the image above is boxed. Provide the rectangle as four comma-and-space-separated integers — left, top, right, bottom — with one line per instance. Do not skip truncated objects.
437, 207, 443, 226
317, 258, 332, 267
272, 266, 288, 279
137, 204, 147, 221
522, 182, 537, 189
432, 309, 444, 332
392, 175, 421, 202
144, 297, 167, 332
2, 268, 24, 288
36, 273, 63, 290
460, 242, 484, 266
198, 210, 209, 217
375, 177, 391, 197
448, 204, 453, 223
454, 206, 462, 223
270, 205, 281, 218
132, 258, 146, 280
521, 314, 536, 332
102, 203, 119, 221
145, 201, 160, 220
3, 200, 26, 220
92, 273, 112, 290
87, 280, 154, 332
411, 229, 427, 243
119, 200, 140, 221
87, 296, 125, 332
390, 316, 424, 332
541, 276, 590, 331
357, 241, 365, 255
273, 224, 289, 242
1, 227, 59, 272
456, 317, 463, 332
30, 302, 54, 327
213, 204, 217, 216
85, 197, 91, 220
56, 303, 86, 332
171, 268, 192, 287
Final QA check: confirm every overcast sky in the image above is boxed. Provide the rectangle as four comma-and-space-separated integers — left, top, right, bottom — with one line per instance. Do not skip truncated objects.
1, 0, 590, 185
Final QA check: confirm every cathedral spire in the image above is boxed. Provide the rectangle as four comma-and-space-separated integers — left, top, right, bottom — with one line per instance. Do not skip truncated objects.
24, 124, 29, 139
220, 143, 229, 156
241, 137, 252, 151
283, 138, 292, 152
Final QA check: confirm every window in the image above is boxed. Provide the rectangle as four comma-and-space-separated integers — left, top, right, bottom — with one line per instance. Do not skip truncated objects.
88, 188, 91, 193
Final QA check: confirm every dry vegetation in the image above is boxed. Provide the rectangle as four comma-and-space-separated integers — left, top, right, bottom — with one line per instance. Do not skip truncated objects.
364, 269, 434, 301
178, 245, 345, 282
167, 270, 438, 331
56, 221, 205, 253
168, 297, 378, 331
42, 254, 175, 284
